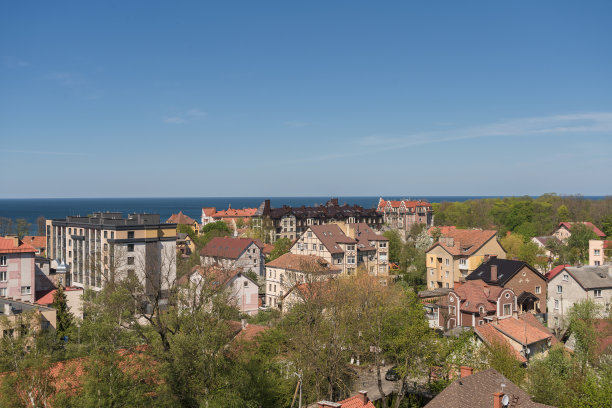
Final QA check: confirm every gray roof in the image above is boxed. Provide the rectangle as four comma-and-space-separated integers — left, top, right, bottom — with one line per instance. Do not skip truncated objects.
565, 265, 612, 290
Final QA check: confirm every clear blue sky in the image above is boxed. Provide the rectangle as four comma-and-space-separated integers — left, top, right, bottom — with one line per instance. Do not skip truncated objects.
2, 1, 611, 198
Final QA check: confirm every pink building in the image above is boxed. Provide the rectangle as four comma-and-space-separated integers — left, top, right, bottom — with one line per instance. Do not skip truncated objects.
0, 237, 37, 302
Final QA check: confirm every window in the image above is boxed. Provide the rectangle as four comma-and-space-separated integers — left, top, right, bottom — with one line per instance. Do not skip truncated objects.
69, 228, 72, 234
307, 231, 312, 238
445, 259, 449, 265
459, 259, 466, 265
319, 244, 324, 251
554, 299, 559, 309
379, 242, 387, 248
127, 244, 134, 252
104, 231, 107, 239
449, 305, 456, 316
503, 304, 511, 316
68, 251, 72, 258
110, 232, 114, 239
479, 306, 485, 314
557, 285, 562, 294
430, 257, 433, 263
243, 281, 248, 287
312, 244, 316, 250
505, 293, 510, 298
594, 249, 600, 256
0, 271, 6, 282
430, 281, 435, 288
298, 243, 303, 250
21, 286, 31, 295
535, 286, 541, 294
595, 261, 600, 266
562, 274, 568, 281
128, 231, 134, 239
347, 256, 356, 264
594, 289, 602, 297
445, 271, 449, 278
0, 288, 6, 296
347, 244, 355, 251
0, 256, 6, 266
445, 283, 449, 288
127, 257, 134, 265
430, 269, 434, 276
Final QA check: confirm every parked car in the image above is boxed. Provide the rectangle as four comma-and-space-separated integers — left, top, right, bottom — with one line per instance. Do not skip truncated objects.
385, 366, 400, 381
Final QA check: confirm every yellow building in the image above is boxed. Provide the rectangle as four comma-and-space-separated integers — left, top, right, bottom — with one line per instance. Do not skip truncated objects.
425, 229, 506, 289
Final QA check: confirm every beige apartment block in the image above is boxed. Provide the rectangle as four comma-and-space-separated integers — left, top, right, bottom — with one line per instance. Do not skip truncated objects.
46, 213, 177, 297
426, 229, 506, 289
589, 239, 611, 266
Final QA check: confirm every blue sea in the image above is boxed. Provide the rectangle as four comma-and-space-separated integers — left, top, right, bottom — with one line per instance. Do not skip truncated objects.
0, 196, 606, 235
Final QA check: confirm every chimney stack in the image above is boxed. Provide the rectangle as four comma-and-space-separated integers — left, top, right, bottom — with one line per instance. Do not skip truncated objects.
358, 390, 368, 405
460, 366, 473, 378
491, 265, 498, 281
493, 391, 505, 408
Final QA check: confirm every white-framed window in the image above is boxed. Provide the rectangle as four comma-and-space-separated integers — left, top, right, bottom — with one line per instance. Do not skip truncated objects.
445, 271, 449, 278
478, 320, 484, 326
347, 244, 355, 251
430, 281, 435, 288
0, 256, 6, 266
594, 289, 602, 297
594, 249, 600, 256
0, 288, 6, 296
307, 231, 312, 238
595, 261, 600, 266
563, 274, 568, 281
379, 242, 387, 248
430, 269, 434, 276
459, 259, 467, 266
347, 256, 356, 264
535, 286, 541, 294
319, 244, 324, 251
298, 243, 303, 250
445, 259, 449, 266
479, 306, 485, 314
445, 283, 449, 288
0, 271, 6, 282
557, 285, 562, 294
554, 299, 559, 309
21, 286, 31, 295
503, 304, 511, 316
505, 293, 510, 298
379, 254, 387, 262
243, 281, 248, 287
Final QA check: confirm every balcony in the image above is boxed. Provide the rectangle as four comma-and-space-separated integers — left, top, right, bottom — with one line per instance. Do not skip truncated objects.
458, 261, 468, 270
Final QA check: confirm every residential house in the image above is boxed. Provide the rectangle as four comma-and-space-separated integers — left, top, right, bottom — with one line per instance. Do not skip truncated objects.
179, 265, 259, 315
166, 211, 200, 234
547, 265, 612, 331
0, 297, 56, 338
264, 253, 340, 309
176, 232, 196, 256
21, 236, 47, 257
434, 279, 517, 330
466, 257, 547, 314
474, 313, 558, 364
0, 236, 37, 302
253, 199, 383, 243
332, 222, 390, 276
317, 391, 375, 408
589, 239, 611, 266
425, 229, 506, 289
290, 224, 359, 275
35, 286, 84, 320
376, 198, 434, 231
201, 207, 217, 226
424, 367, 554, 408
200, 237, 265, 277
531, 235, 558, 260
552, 221, 606, 242
46, 213, 177, 301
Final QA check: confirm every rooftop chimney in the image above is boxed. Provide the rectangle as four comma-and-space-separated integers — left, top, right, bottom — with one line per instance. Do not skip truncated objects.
493, 391, 505, 408
460, 366, 473, 378
357, 390, 368, 405
491, 265, 498, 281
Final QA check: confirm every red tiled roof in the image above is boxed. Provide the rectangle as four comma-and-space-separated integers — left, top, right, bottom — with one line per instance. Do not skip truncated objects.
262, 243, 274, 255
475, 323, 527, 363
35, 286, 83, 306
166, 211, 196, 225
545, 264, 570, 280
213, 207, 257, 218
453, 280, 506, 313
21, 236, 46, 249
378, 198, 432, 211
428, 229, 498, 256
494, 315, 553, 346
265, 253, 340, 272
202, 207, 217, 216
234, 323, 268, 342
178, 265, 245, 287
0, 237, 37, 254
427, 226, 456, 236
337, 393, 376, 408
200, 237, 260, 259
557, 222, 606, 238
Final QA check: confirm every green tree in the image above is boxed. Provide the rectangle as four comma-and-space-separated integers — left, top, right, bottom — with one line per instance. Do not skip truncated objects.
557, 204, 571, 222
527, 345, 573, 407
484, 339, 525, 386
383, 230, 403, 263
268, 237, 292, 261
52, 285, 74, 341
566, 223, 598, 264
15, 218, 31, 239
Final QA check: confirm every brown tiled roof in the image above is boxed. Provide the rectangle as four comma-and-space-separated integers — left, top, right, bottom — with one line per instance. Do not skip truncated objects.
427, 226, 457, 236
475, 323, 527, 363
21, 236, 46, 250
494, 315, 553, 346
310, 224, 357, 255
202, 207, 217, 216
178, 265, 245, 287
557, 222, 605, 238
262, 243, 274, 255
265, 253, 340, 272
428, 229, 498, 256
166, 211, 196, 225
424, 368, 554, 408
0, 237, 36, 254
200, 237, 259, 259
35, 286, 83, 306
348, 223, 388, 251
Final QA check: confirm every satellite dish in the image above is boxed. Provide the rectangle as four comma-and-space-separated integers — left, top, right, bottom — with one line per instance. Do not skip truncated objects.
501, 394, 510, 406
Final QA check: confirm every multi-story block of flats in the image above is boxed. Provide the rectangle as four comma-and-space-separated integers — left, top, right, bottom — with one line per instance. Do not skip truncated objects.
45, 213, 177, 296
376, 198, 434, 231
